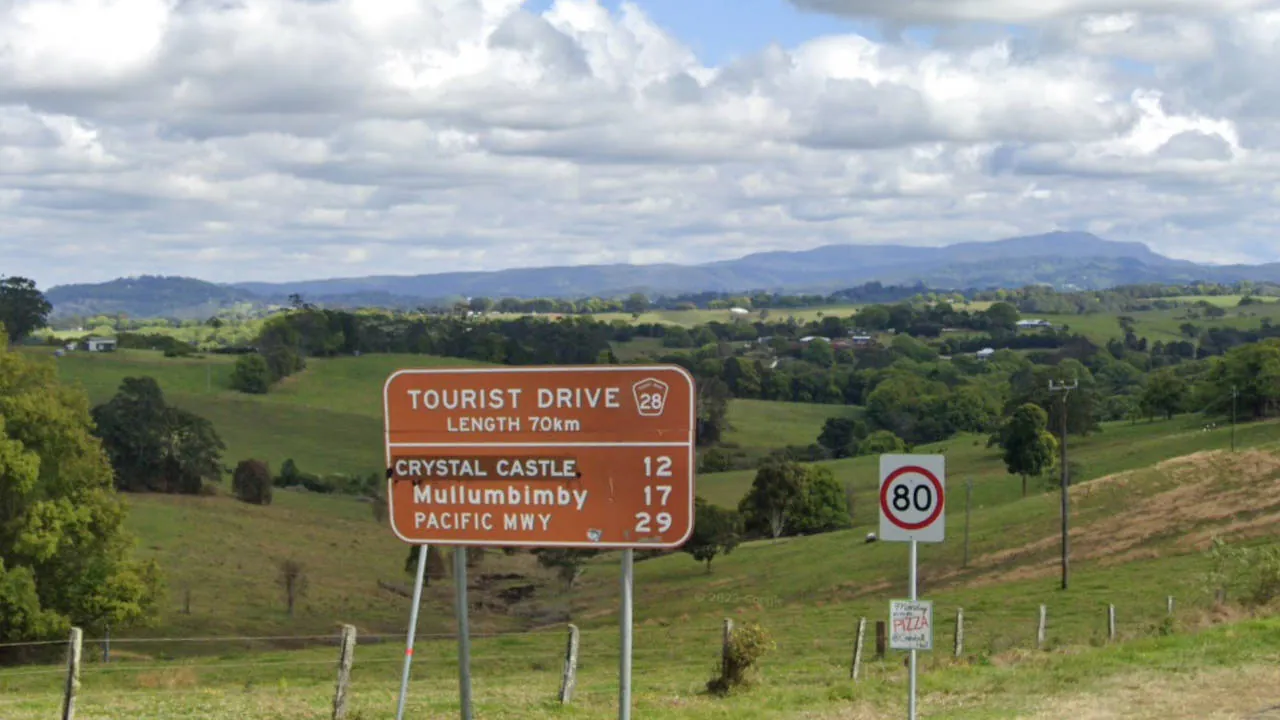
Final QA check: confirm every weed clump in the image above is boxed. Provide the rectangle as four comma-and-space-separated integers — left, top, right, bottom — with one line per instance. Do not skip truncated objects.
707, 621, 775, 696
1205, 536, 1280, 607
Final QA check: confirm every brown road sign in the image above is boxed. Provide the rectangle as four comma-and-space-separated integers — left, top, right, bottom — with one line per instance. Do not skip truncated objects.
383, 365, 696, 549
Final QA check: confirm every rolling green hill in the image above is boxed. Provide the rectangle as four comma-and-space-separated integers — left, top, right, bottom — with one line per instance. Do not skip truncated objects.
27, 348, 857, 478
18, 344, 1276, 648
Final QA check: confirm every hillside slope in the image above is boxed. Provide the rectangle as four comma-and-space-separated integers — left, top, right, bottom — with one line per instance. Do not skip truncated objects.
104, 416, 1280, 646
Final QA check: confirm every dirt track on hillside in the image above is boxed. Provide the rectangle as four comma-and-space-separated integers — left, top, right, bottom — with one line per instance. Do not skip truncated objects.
942, 449, 1280, 590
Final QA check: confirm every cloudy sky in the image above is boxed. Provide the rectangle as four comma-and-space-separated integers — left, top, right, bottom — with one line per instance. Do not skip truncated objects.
2, 0, 1278, 287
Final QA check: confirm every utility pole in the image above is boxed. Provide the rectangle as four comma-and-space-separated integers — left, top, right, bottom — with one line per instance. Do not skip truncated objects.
1231, 385, 1238, 452
1049, 377, 1078, 591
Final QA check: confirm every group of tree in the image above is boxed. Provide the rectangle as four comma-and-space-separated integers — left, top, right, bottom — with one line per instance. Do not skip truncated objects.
737, 459, 853, 540
0, 329, 163, 648
91, 377, 226, 494
973, 282, 1280, 315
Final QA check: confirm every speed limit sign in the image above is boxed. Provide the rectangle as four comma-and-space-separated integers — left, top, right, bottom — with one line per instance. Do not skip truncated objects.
879, 454, 945, 543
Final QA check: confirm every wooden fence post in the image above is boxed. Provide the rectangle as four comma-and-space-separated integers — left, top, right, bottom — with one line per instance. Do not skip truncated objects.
62, 627, 82, 720
954, 608, 964, 659
850, 617, 866, 681
558, 624, 580, 704
874, 621, 886, 660
1108, 604, 1116, 642
1036, 605, 1047, 650
332, 624, 357, 720
1167, 596, 1175, 616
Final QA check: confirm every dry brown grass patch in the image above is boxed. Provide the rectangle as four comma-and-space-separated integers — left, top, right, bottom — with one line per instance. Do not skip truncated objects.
131, 665, 199, 690
1019, 664, 1280, 719
942, 449, 1280, 590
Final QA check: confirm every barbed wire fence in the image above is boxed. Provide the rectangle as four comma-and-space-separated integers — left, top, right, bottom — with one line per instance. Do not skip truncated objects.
0, 586, 1247, 719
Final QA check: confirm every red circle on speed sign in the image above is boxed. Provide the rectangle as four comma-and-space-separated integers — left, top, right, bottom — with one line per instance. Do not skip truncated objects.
880, 465, 945, 531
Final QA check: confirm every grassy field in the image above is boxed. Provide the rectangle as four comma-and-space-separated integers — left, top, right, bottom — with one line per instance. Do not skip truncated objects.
1035, 300, 1280, 344
696, 413, 1276, 509
723, 399, 860, 449
2, 441, 1278, 718
1, 603, 1276, 718
7, 346, 1280, 718
23, 348, 843, 477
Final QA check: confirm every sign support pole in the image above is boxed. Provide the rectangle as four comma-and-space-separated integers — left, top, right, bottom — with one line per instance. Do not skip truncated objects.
908, 538, 918, 720
396, 545, 429, 720
455, 549, 473, 720
619, 548, 634, 720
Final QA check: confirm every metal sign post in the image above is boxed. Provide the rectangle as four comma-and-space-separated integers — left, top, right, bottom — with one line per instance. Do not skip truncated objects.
908, 540, 918, 720
620, 548, 634, 720
455, 549, 473, 720
879, 454, 945, 720
382, 365, 696, 718
396, 545, 429, 720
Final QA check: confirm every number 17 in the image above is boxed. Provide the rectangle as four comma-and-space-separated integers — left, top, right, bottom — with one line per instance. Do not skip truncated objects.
644, 485, 672, 506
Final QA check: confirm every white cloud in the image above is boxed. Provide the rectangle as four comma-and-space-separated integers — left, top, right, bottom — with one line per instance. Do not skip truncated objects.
788, 0, 1275, 25
0, 0, 1278, 287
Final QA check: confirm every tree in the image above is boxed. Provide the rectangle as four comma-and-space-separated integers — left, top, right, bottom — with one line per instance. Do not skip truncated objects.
857, 305, 891, 331
984, 302, 1020, 333
790, 467, 853, 535
992, 403, 1058, 498
738, 460, 851, 539
722, 357, 762, 397
684, 497, 742, 573
230, 354, 271, 394
817, 417, 862, 458
276, 559, 308, 616
858, 429, 907, 455
1140, 368, 1187, 421
696, 376, 731, 446
0, 276, 52, 343
1211, 340, 1280, 419
276, 458, 301, 487
739, 459, 806, 538
91, 377, 226, 494
623, 293, 649, 314
1006, 361, 1100, 437
944, 385, 1001, 434
0, 330, 163, 645
232, 459, 273, 505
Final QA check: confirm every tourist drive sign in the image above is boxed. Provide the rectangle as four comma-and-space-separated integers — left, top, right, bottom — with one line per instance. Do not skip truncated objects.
383, 366, 696, 549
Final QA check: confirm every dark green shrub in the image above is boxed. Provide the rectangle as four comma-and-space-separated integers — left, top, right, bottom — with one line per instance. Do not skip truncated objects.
232, 459, 273, 505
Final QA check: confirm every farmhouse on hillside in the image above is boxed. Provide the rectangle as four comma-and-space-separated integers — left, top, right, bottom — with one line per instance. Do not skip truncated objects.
85, 337, 118, 352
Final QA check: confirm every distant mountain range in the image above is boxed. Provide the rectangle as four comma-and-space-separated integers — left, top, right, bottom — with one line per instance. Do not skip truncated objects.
43, 231, 1280, 319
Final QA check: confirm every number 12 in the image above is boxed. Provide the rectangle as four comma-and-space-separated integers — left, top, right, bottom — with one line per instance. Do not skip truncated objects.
644, 456, 672, 477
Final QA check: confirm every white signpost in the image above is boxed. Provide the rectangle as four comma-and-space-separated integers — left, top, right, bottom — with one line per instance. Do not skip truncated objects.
879, 454, 945, 720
